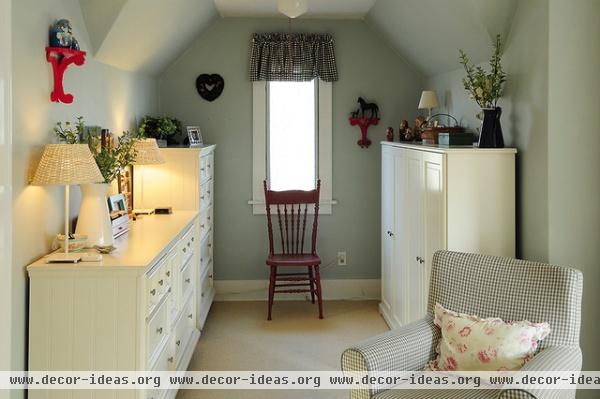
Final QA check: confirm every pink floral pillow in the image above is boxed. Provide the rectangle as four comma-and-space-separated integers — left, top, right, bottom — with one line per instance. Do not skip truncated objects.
428, 303, 551, 371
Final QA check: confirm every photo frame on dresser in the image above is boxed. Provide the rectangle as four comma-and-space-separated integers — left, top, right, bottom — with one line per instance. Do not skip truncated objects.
187, 126, 203, 147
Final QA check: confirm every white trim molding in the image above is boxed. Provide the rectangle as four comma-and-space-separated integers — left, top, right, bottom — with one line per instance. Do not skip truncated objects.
214, 279, 381, 301
0, 0, 12, 374
250, 80, 335, 215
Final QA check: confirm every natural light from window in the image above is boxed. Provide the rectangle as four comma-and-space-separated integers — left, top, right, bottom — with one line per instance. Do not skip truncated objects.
268, 80, 316, 192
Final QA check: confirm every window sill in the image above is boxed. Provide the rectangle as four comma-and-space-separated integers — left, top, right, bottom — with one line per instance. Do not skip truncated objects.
248, 199, 337, 215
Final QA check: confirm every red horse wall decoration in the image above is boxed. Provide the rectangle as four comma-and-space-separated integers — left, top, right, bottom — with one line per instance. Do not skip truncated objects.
349, 97, 380, 148
46, 47, 86, 104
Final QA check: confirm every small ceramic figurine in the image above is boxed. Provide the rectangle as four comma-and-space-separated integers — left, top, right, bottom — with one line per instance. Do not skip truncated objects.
49, 19, 80, 50
386, 127, 394, 142
398, 119, 412, 141
414, 115, 427, 141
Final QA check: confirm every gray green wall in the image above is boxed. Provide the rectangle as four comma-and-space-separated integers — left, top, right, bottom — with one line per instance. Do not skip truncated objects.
424, 0, 600, 387
10, 0, 157, 396
425, 0, 550, 262
548, 0, 600, 387
158, 18, 423, 281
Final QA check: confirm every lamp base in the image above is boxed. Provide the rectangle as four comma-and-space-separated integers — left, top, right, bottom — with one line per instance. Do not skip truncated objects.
46, 253, 82, 263
133, 208, 155, 216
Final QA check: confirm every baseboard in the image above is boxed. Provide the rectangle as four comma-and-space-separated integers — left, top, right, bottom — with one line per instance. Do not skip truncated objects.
214, 279, 381, 301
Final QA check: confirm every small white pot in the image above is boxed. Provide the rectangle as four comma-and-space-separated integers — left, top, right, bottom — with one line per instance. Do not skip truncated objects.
75, 183, 114, 247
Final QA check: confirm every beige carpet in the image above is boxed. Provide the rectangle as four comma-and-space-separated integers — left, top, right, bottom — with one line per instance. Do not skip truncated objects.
178, 300, 389, 399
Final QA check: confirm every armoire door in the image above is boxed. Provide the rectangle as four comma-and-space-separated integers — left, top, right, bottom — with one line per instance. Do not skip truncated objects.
402, 149, 425, 324
380, 147, 395, 322
422, 152, 446, 283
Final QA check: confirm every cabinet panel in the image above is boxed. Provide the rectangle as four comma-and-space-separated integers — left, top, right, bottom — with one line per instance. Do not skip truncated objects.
380, 149, 394, 321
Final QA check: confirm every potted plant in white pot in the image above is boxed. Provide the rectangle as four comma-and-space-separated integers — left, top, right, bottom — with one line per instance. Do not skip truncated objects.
138, 115, 181, 147
459, 34, 507, 148
54, 118, 140, 247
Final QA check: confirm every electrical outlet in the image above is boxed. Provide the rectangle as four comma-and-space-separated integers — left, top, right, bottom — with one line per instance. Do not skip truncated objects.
337, 251, 347, 266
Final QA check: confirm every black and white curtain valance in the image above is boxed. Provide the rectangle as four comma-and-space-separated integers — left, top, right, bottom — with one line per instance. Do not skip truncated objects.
249, 33, 338, 82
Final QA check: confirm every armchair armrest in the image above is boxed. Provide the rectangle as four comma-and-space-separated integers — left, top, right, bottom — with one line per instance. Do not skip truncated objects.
341, 316, 440, 399
499, 346, 582, 399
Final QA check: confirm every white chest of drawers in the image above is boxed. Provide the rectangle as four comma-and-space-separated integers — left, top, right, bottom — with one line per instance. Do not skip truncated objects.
133, 145, 215, 329
27, 212, 201, 399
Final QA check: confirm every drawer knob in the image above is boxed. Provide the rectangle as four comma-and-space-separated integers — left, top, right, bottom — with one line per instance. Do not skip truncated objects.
201, 196, 205, 200
191, 237, 195, 242
209, 274, 213, 278
201, 167, 205, 171
168, 356, 174, 363
168, 287, 172, 293
185, 278, 191, 283
176, 339, 181, 346
166, 271, 171, 277
201, 293, 205, 298
200, 258, 204, 263
150, 289, 156, 296
208, 216, 211, 221
208, 243, 212, 248
188, 313, 193, 319
187, 242, 191, 247
416, 256, 425, 264
183, 248, 187, 253
158, 279, 164, 286
156, 327, 163, 334
207, 190, 211, 194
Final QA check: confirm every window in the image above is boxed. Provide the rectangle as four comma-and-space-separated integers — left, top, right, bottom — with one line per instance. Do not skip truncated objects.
251, 80, 334, 214
268, 80, 316, 191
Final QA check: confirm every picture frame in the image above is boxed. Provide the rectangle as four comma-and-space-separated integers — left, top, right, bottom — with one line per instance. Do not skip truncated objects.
187, 126, 203, 147
108, 193, 128, 215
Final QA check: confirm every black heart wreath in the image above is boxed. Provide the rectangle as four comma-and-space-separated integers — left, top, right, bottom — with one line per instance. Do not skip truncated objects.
195, 74, 224, 102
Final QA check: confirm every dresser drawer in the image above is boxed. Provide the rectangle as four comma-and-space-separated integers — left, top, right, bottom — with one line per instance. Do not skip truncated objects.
179, 228, 195, 266
200, 153, 214, 182
199, 233, 212, 270
147, 299, 170, 364
174, 295, 195, 366
199, 265, 213, 308
147, 257, 171, 315
200, 182, 213, 211
179, 258, 194, 305
199, 209, 212, 240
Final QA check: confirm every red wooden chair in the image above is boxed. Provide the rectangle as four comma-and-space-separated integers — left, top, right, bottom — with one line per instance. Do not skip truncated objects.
264, 180, 323, 320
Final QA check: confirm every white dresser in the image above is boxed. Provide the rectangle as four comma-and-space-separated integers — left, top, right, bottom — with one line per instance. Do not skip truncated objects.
27, 212, 201, 399
134, 145, 215, 328
380, 142, 517, 329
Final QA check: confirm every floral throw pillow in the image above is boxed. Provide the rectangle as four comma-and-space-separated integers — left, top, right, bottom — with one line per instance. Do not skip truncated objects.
428, 303, 551, 371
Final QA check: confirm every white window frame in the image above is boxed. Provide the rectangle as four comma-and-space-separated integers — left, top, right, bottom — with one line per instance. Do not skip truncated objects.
249, 80, 336, 215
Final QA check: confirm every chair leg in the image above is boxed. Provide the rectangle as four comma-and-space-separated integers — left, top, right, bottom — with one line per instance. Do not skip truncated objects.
314, 265, 324, 319
308, 265, 316, 304
268, 266, 276, 320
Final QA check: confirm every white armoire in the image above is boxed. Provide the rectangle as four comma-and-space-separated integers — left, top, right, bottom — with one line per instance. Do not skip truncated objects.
380, 142, 516, 329
134, 145, 216, 328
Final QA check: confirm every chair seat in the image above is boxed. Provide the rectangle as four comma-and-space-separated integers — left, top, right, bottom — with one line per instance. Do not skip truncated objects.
266, 253, 321, 266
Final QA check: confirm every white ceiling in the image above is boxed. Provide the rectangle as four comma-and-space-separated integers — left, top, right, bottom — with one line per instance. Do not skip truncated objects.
214, 0, 378, 19
77, 0, 518, 77
79, 0, 218, 75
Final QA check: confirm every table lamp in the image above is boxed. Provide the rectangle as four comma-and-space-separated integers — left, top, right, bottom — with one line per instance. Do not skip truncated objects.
31, 144, 104, 263
418, 90, 439, 120
133, 138, 165, 215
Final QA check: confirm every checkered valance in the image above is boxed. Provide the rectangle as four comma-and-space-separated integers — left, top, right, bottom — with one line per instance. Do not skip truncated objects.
249, 33, 338, 82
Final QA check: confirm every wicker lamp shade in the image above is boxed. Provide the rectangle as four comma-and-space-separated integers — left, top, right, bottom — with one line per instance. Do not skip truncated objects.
133, 138, 165, 165
31, 144, 104, 186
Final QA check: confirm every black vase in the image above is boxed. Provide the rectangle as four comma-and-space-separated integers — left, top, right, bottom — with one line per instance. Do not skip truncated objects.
479, 107, 504, 148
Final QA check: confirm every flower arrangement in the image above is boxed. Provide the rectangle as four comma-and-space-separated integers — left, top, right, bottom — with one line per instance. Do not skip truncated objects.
459, 35, 506, 109
138, 116, 181, 140
54, 117, 140, 183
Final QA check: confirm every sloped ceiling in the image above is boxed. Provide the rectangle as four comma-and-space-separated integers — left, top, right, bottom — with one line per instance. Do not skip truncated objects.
366, 0, 517, 76
77, 0, 517, 78
214, 0, 378, 19
79, 0, 218, 75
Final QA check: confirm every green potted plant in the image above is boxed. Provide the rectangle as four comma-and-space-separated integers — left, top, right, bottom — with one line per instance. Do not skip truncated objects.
459, 34, 506, 148
138, 115, 181, 147
54, 117, 141, 247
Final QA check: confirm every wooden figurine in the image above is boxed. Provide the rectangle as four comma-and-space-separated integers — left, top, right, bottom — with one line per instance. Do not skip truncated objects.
415, 115, 427, 141
386, 127, 394, 142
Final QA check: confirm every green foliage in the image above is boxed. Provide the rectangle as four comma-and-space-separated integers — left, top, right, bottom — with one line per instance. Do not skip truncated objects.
86, 130, 139, 183
53, 117, 140, 183
54, 116, 84, 144
459, 35, 506, 109
138, 115, 181, 140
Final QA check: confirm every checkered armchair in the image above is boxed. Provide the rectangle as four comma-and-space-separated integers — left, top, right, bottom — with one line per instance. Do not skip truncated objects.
341, 251, 583, 399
